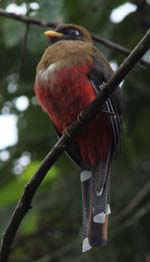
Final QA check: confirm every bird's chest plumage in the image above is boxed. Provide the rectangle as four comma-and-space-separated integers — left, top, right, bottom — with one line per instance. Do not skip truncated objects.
35, 54, 111, 164
36, 62, 96, 132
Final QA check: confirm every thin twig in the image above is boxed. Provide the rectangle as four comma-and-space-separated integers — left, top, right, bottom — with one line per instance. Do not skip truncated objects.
18, 3, 31, 75
92, 35, 149, 67
0, 9, 149, 67
110, 202, 150, 241
18, 24, 30, 76
0, 8, 58, 27
0, 28, 149, 262
111, 181, 150, 225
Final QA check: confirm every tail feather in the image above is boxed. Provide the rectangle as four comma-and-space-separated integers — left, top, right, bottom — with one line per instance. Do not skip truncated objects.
88, 167, 109, 247
80, 152, 111, 252
80, 171, 92, 252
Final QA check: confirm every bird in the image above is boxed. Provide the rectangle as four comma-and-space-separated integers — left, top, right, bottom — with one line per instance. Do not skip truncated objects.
34, 24, 122, 252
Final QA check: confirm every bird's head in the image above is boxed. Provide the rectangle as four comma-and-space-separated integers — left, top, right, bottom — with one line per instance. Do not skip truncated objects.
44, 24, 93, 44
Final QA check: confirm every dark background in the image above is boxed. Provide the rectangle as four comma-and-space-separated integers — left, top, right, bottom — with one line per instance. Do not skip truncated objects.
0, 0, 150, 261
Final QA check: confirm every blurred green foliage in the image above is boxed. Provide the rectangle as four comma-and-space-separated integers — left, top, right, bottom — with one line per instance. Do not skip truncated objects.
0, 0, 150, 261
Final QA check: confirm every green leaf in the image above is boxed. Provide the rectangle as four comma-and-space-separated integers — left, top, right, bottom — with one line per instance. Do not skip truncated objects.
0, 161, 59, 208
20, 212, 38, 235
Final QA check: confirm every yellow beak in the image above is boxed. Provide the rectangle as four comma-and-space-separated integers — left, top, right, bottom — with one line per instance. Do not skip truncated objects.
44, 30, 64, 38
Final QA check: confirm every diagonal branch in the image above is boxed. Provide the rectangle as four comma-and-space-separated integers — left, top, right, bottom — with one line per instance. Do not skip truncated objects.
0, 8, 58, 27
0, 28, 150, 262
92, 35, 149, 67
0, 8, 149, 67
111, 181, 150, 225
110, 202, 150, 241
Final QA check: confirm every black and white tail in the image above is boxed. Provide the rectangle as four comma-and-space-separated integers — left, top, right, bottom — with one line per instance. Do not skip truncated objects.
80, 152, 111, 252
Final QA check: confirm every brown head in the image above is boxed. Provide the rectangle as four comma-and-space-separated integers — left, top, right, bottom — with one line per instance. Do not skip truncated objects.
44, 24, 93, 44
36, 24, 94, 74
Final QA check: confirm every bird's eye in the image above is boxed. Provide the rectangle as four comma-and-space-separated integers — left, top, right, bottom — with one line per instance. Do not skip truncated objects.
74, 30, 80, 36
69, 29, 80, 36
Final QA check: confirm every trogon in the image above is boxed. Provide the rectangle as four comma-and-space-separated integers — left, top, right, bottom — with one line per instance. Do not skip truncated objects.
34, 24, 122, 252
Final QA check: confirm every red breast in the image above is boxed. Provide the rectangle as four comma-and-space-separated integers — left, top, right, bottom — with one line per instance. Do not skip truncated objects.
34, 29, 112, 165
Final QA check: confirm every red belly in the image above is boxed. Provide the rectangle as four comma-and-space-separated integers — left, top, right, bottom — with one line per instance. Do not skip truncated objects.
35, 64, 111, 165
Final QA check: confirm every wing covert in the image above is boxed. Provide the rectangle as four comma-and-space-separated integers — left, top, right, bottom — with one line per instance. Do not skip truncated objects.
88, 49, 123, 151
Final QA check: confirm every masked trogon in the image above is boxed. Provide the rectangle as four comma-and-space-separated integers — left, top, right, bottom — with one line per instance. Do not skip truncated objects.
34, 24, 122, 252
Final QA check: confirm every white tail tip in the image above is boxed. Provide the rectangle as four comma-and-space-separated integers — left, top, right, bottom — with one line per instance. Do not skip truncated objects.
93, 212, 106, 223
82, 237, 92, 252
